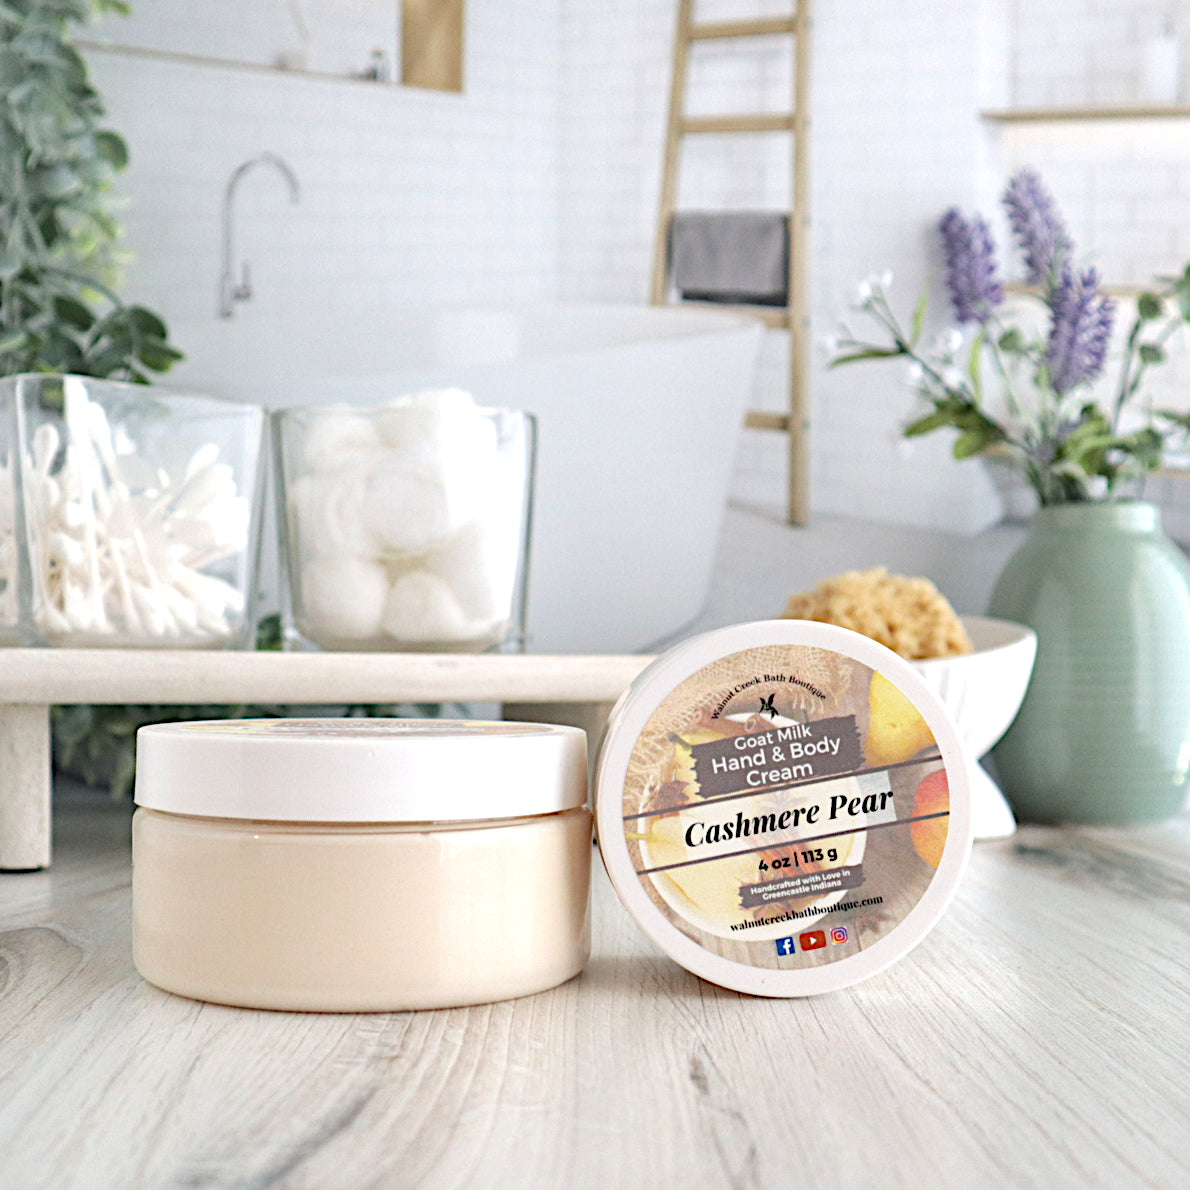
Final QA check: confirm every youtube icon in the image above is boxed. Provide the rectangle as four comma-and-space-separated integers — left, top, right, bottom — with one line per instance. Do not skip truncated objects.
799, 930, 827, 951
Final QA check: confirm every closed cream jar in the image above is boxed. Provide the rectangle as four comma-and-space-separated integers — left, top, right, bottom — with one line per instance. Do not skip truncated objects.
595, 620, 972, 997
132, 719, 591, 1012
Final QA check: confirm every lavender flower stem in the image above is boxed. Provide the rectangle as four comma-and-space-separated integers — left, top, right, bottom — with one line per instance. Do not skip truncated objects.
939, 209, 1003, 324
1112, 319, 1144, 433
1113, 316, 1180, 431
1003, 169, 1072, 289
983, 320, 1028, 428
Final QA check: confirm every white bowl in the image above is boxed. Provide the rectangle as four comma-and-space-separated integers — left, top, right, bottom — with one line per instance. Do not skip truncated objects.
911, 616, 1037, 840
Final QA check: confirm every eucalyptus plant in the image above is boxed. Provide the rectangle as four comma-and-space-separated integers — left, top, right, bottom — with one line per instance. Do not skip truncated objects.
0, 0, 182, 380
3, 0, 192, 796
831, 169, 1190, 505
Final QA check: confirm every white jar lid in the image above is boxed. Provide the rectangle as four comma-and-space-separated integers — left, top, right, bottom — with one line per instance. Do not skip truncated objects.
595, 620, 972, 997
135, 719, 588, 823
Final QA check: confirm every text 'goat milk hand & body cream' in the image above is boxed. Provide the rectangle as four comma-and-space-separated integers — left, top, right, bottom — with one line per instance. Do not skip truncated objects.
595, 620, 972, 996
133, 719, 591, 1011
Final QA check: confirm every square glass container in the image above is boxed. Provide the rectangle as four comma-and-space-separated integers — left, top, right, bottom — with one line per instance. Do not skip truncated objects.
0, 373, 266, 647
273, 390, 534, 652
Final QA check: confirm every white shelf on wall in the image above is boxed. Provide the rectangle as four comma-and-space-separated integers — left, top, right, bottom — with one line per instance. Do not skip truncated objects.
982, 104, 1190, 123
1003, 281, 1152, 299
0, 649, 653, 872
74, 39, 409, 91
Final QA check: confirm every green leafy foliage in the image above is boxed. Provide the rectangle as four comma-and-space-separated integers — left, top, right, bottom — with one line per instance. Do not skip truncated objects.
903, 392, 1005, 457
54, 702, 286, 799
828, 347, 901, 366
1176, 266, 1190, 321
54, 696, 475, 799
0, 0, 181, 380
997, 327, 1026, 354
50, 614, 471, 798
833, 267, 1190, 505
1030, 407, 1167, 505
1137, 292, 1164, 321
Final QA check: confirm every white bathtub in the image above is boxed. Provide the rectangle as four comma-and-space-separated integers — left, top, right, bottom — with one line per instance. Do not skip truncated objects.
166, 304, 763, 653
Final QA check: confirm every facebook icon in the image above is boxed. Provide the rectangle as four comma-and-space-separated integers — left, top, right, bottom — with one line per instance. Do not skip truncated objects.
775, 937, 797, 956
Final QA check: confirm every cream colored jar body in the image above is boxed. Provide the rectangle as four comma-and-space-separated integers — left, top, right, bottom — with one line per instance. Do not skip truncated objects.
133, 806, 591, 1012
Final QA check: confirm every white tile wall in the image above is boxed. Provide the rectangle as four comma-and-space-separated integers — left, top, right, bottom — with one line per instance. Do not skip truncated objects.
87, 0, 561, 330
554, 0, 1190, 531
559, 0, 1005, 532
1009, 0, 1189, 109
999, 1, 1190, 433
104, 0, 1190, 536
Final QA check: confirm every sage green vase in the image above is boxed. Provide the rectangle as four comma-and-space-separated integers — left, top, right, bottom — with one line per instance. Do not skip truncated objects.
988, 501, 1190, 824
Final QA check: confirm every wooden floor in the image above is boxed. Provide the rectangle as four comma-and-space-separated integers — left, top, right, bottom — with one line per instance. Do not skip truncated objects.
1, 789, 1188, 1189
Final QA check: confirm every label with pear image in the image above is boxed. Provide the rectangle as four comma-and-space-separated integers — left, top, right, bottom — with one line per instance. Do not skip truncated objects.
620, 643, 952, 968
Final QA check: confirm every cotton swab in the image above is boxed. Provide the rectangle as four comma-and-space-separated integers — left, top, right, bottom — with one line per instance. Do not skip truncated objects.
21, 386, 252, 645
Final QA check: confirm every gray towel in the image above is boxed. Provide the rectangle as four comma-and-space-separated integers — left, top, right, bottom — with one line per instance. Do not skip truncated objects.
670, 211, 789, 306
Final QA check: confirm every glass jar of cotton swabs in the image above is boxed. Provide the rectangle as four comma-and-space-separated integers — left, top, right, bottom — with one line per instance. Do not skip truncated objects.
0, 374, 266, 648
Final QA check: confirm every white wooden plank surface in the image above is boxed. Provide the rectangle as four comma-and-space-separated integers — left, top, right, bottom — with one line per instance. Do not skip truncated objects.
0, 649, 654, 870
1, 791, 1188, 1190
0, 649, 653, 705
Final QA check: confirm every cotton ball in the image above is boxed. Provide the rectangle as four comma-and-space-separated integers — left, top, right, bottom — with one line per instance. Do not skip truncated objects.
361, 416, 499, 556
299, 555, 388, 643
414, 404, 498, 478
373, 389, 498, 508
373, 388, 480, 449
299, 409, 383, 474
360, 459, 462, 555
288, 470, 381, 559
427, 520, 517, 624
381, 569, 481, 644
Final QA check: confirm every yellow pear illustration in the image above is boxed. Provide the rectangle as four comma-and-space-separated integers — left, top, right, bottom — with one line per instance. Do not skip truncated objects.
865, 672, 934, 766
645, 815, 756, 925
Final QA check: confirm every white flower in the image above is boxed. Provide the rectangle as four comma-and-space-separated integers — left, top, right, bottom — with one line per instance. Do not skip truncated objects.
933, 329, 964, 358
878, 270, 893, 291
852, 280, 873, 308
905, 362, 924, 387
942, 366, 965, 391
822, 334, 841, 359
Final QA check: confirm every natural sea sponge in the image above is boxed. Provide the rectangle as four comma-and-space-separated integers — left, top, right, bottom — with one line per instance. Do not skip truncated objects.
780, 567, 972, 659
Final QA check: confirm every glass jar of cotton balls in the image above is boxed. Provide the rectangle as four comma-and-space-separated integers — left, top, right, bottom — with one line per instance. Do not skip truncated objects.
0, 374, 265, 648
273, 391, 534, 652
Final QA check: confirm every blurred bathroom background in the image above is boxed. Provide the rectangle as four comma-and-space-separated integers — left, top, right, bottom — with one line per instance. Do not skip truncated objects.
70, 0, 1190, 643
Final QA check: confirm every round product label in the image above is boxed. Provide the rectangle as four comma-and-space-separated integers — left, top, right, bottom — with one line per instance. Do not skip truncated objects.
600, 625, 969, 992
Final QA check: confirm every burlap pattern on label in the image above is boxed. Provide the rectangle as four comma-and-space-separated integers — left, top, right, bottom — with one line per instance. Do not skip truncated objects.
618, 642, 949, 968
624, 644, 858, 815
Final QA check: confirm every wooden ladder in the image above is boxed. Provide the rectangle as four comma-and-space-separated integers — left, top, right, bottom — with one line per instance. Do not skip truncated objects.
650, 0, 811, 525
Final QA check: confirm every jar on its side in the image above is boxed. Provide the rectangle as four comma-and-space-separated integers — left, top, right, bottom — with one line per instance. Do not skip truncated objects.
595, 621, 972, 997
132, 719, 591, 1012
133, 806, 591, 1012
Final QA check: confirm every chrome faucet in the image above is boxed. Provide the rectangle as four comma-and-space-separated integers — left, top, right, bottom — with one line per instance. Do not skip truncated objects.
219, 153, 301, 318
